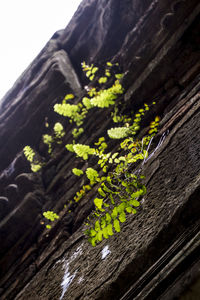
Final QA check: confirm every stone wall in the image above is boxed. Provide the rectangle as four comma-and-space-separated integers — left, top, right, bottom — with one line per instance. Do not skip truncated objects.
0, 0, 200, 299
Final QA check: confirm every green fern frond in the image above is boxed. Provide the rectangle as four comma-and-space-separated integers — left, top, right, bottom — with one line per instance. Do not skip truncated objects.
54, 103, 79, 117
91, 90, 116, 108
86, 168, 99, 184
107, 127, 131, 139
73, 144, 95, 160
23, 146, 35, 162
90, 80, 124, 108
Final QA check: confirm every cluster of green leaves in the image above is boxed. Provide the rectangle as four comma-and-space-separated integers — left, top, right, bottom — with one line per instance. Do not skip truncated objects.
43, 211, 59, 229
24, 62, 124, 169
42, 122, 65, 154
23, 146, 42, 172
82, 61, 99, 81
54, 63, 160, 246
66, 100, 159, 246
54, 62, 123, 131
53, 62, 124, 146
86, 120, 159, 246
82, 61, 123, 84
23, 61, 160, 245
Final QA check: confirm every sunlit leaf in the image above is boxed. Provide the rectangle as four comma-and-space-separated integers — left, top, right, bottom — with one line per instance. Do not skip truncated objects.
72, 168, 84, 176
95, 220, 101, 231
97, 230, 103, 241
102, 227, 109, 239
113, 219, 120, 232
111, 207, 118, 219
94, 198, 104, 211
107, 224, 114, 236
130, 199, 140, 207
119, 212, 126, 223
105, 213, 111, 224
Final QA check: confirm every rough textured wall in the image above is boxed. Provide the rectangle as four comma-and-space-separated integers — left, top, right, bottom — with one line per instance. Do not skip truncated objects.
0, 0, 200, 299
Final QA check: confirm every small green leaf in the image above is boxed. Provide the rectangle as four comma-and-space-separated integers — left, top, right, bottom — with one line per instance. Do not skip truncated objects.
106, 62, 113, 66
95, 220, 101, 231
92, 67, 99, 74
90, 229, 96, 237
112, 152, 119, 159
115, 73, 123, 79
101, 217, 106, 228
103, 165, 108, 173
90, 237, 96, 247
98, 77, 108, 84
105, 70, 111, 77
72, 168, 84, 176
141, 185, 147, 194
126, 206, 133, 213
97, 230, 103, 241
109, 194, 115, 205
86, 70, 91, 77
119, 156, 126, 161
102, 227, 109, 239
105, 213, 111, 224
119, 212, 126, 223
113, 219, 120, 232
131, 191, 140, 198
64, 94, 74, 100
89, 75, 95, 81
111, 207, 118, 219
131, 199, 140, 207
98, 187, 106, 197
102, 183, 113, 193
107, 224, 114, 236
94, 198, 104, 211
117, 202, 126, 213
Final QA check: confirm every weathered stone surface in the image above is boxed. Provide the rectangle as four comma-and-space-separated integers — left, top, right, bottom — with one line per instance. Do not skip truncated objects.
0, 0, 200, 299
12, 78, 200, 300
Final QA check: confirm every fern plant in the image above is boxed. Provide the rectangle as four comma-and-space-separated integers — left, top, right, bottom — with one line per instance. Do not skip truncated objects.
54, 63, 159, 245
68, 101, 159, 246
23, 61, 160, 246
